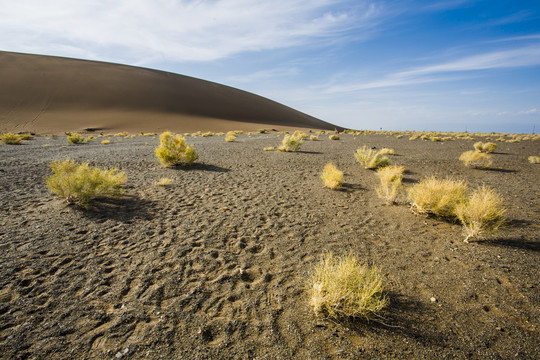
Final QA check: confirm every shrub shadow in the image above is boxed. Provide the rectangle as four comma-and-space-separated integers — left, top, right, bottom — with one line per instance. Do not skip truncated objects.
82, 195, 155, 222
179, 163, 230, 173
477, 237, 539, 252
334, 292, 446, 348
484, 168, 517, 173
295, 150, 323, 155
341, 183, 364, 192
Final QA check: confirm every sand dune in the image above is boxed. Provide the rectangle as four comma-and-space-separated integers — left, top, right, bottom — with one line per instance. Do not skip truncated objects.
0, 51, 339, 134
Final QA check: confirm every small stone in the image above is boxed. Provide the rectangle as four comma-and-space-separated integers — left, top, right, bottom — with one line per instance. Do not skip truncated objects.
115, 352, 123, 359
430, 297, 437, 303
222, 207, 229, 211
496, 327, 504, 331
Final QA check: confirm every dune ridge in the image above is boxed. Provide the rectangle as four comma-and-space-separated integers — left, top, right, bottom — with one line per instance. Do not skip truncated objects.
0, 51, 339, 134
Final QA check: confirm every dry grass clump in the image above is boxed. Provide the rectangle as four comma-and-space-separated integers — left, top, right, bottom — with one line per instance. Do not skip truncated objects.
114, 132, 128, 137
155, 131, 198, 167
321, 163, 344, 190
202, 132, 214, 137
67, 133, 87, 144
354, 146, 390, 169
19, 134, 34, 140
0, 133, 22, 144
310, 135, 318, 141
459, 151, 492, 169
456, 185, 506, 243
408, 177, 468, 219
474, 141, 497, 153
528, 156, 540, 164
46, 159, 126, 207
155, 177, 173, 186
225, 131, 236, 142
378, 148, 395, 156
277, 133, 303, 152
309, 253, 387, 320
329, 134, 340, 140
101, 140, 110, 145
375, 165, 405, 205
263, 146, 275, 151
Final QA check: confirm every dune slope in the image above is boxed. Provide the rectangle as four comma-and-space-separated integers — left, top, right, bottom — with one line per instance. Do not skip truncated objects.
0, 51, 338, 134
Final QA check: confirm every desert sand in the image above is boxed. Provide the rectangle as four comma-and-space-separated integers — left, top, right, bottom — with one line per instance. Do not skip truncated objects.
0, 51, 338, 135
0, 132, 538, 359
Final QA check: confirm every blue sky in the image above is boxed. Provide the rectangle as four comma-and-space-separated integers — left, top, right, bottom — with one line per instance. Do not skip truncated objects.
2, 0, 540, 133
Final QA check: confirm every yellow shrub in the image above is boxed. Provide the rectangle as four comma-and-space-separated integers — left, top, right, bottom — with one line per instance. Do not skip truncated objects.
375, 165, 405, 205
310, 135, 318, 141
354, 146, 390, 169
474, 141, 497, 153
155, 131, 198, 167
459, 150, 492, 169
329, 134, 340, 140
19, 134, 34, 140
277, 133, 303, 152
321, 163, 343, 190
202, 132, 214, 137
408, 177, 468, 219
101, 140, 110, 145
225, 131, 236, 142
456, 185, 506, 242
46, 160, 126, 207
67, 133, 87, 144
156, 177, 173, 186
378, 148, 395, 156
263, 146, 275, 151
0, 133, 22, 144
527, 156, 539, 164
309, 253, 387, 319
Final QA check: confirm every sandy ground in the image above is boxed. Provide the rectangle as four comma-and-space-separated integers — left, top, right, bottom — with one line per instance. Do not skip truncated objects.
0, 132, 538, 359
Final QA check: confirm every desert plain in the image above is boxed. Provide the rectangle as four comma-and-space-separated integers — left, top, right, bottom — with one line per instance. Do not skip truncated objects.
0, 131, 538, 359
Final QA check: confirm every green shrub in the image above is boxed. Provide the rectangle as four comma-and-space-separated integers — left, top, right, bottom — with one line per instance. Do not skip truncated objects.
46, 160, 126, 207
155, 131, 198, 167
309, 253, 387, 319
0, 133, 22, 144
277, 133, 303, 152
375, 165, 405, 205
67, 133, 87, 144
456, 185, 506, 243
354, 146, 390, 169
408, 177, 468, 219
321, 163, 343, 190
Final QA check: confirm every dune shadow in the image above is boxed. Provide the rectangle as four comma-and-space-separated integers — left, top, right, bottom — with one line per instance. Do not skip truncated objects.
82, 195, 155, 222
333, 292, 446, 348
476, 237, 539, 252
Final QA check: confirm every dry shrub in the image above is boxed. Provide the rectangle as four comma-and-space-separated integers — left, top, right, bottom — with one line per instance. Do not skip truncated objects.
0, 133, 22, 144
456, 185, 506, 242
310, 135, 318, 141
474, 141, 497, 153
329, 134, 340, 140
263, 146, 275, 151
459, 150, 492, 169
101, 140, 110, 145
225, 131, 236, 142
202, 132, 214, 137
354, 146, 390, 169
46, 159, 126, 207
155, 131, 198, 167
321, 163, 343, 190
309, 253, 387, 320
408, 177, 468, 219
67, 133, 87, 144
277, 133, 303, 152
378, 148, 395, 156
528, 156, 540, 164
375, 165, 405, 205
19, 134, 34, 140
156, 177, 173, 186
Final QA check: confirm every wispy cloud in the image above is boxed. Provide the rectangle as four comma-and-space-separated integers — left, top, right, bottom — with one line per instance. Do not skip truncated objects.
519, 108, 539, 115
0, 0, 381, 63
325, 44, 540, 93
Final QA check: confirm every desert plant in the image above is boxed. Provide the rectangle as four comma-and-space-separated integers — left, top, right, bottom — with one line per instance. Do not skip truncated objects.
527, 156, 539, 164
156, 177, 173, 186
329, 134, 340, 140
408, 177, 468, 219
263, 146, 275, 151
277, 133, 303, 152
46, 159, 126, 207
67, 133, 87, 144
101, 140, 110, 145
225, 131, 236, 142
0, 133, 22, 144
293, 130, 308, 140
459, 151, 492, 169
309, 252, 387, 320
456, 185, 506, 243
321, 163, 344, 190
354, 146, 390, 169
375, 165, 405, 205
310, 135, 318, 141
155, 131, 198, 167
378, 148, 395, 156
474, 141, 497, 153
19, 134, 34, 140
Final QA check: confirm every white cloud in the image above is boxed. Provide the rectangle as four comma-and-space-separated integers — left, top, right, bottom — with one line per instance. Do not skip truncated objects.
0, 0, 380, 63
519, 108, 539, 114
